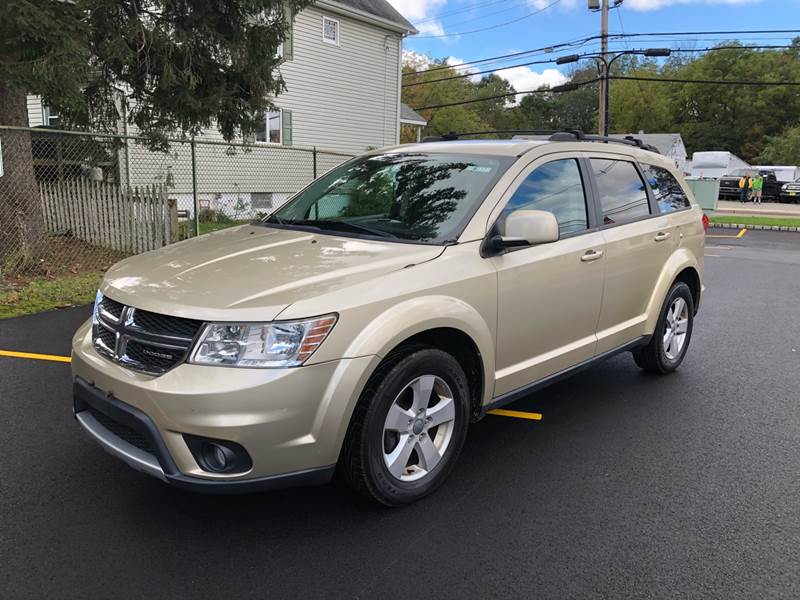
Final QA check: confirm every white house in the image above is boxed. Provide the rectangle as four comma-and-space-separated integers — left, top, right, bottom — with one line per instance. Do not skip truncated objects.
26, 0, 417, 216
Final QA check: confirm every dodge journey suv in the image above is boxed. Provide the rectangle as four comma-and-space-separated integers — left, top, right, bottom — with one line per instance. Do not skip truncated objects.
72, 132, 704, 505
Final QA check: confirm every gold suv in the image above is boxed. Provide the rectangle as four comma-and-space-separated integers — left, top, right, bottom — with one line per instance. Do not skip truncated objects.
72, 133, 704, 505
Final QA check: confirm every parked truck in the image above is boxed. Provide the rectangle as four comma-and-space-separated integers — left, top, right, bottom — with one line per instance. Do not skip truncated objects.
718, 169, 783, 202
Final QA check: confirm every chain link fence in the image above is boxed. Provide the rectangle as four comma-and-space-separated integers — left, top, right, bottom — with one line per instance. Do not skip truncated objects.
0, 125, 354, 316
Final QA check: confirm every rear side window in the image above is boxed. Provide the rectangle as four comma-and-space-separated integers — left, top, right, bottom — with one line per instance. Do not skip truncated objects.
501, 159, 588, 236
641, 164, 691, 213
590, 159, 650, 225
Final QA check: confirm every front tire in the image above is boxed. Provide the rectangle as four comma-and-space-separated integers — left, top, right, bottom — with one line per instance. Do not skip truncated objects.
633, 281, 694, 374
339, 348, 470, 506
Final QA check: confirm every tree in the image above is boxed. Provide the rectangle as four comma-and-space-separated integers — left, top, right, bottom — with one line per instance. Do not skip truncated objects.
757, 126, 800, 165
0, 0, 310, 266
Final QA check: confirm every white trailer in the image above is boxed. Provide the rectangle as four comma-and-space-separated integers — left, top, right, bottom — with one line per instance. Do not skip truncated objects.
690, 151, 750, 179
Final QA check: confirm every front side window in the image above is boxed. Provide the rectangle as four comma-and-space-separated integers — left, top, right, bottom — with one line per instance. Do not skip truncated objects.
500, 159, 588, 237
590, 158, 650, 225
641, 164, 690, 213
255, 110, 281, 144
263, 153, 510, 244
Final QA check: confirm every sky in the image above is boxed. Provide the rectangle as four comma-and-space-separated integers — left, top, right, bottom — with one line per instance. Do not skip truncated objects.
388, 0, 800, 97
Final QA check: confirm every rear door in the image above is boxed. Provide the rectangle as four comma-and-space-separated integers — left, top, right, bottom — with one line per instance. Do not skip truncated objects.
589, 155, 675, 354
488, 154, 606, 396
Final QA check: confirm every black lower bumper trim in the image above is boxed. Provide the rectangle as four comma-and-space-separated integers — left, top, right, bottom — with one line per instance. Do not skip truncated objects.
74, 377, 336, 494
165, 465, 336, 495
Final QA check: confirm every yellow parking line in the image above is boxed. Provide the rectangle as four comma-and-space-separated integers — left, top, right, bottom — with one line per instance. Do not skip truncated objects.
0, 350, 71, 363
488, 409, 543, 421
706, 228, 747, 239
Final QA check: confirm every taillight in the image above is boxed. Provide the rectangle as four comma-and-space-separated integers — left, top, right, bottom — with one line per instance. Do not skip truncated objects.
702, 213, 709, 232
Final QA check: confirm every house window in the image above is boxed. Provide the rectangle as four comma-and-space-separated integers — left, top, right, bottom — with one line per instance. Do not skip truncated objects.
322, 16, 339, 45
251, 192, 274, 210
256, 110, 282, 144
43, 105, 61, 128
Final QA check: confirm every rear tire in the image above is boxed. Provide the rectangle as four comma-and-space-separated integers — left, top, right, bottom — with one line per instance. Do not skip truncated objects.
339, 348, 470, 506
633, 281, 694, 374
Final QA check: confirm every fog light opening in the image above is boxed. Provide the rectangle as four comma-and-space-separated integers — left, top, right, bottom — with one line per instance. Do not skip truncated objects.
201, 442, 236, 472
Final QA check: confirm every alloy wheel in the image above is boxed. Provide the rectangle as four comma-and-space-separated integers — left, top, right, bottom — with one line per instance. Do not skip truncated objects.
663, 297, 689, 360
382, 375, 456, 482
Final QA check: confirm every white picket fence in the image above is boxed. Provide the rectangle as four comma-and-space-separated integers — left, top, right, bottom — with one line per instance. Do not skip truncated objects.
39, 180, 177, 253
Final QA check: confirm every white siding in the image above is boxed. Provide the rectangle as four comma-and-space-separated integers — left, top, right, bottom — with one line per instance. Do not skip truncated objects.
27, 95, 44, 127
277, 5, 402, 153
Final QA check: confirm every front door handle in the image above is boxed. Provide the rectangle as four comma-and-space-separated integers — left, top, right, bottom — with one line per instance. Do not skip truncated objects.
654, 231, 671, 242
581, 249, 604, 262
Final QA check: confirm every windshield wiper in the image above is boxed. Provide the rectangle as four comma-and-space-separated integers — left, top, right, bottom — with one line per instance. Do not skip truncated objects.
290, 219, 399, 239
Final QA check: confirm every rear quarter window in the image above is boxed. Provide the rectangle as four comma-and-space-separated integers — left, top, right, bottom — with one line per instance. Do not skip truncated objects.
641, 164, 691, 213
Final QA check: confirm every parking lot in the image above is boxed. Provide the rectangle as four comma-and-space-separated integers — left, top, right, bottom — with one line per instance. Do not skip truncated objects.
2, 228, 799, 599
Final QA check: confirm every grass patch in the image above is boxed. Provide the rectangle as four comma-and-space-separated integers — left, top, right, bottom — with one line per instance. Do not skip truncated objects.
0, 272, 101, 319
178, 219, 251, 238
710, 215, 800, 228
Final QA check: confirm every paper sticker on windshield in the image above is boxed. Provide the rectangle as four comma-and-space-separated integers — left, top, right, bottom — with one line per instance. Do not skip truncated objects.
464, 165, 492, 173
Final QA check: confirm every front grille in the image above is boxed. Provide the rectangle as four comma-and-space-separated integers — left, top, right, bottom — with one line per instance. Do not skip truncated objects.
100, 296, 125, 320
87, 406, 156, 455
130, 309, 202, 339
93, 293, 204, 375
125, 339, 185, 372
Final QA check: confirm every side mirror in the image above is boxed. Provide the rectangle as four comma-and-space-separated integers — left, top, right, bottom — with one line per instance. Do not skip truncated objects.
490, 210, 559, 251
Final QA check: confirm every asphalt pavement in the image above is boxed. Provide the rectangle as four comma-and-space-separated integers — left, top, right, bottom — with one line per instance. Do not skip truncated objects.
2, 228, 799, 599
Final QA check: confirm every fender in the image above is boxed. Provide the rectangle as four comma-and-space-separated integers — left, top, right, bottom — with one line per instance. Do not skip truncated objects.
643, 247, 702, 334
343, 295, 496, 405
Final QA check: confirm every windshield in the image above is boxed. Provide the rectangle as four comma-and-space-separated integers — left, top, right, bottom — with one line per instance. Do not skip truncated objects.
260, 152, 510, 244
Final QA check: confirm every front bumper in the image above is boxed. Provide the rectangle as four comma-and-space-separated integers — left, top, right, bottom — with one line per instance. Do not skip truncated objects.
71, 319, 378, 492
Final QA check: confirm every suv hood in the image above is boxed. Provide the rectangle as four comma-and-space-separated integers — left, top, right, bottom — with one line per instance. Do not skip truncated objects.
100, 225, 444, 321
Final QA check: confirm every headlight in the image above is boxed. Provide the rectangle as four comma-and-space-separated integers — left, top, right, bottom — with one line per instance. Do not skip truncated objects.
189, 314, 337, 368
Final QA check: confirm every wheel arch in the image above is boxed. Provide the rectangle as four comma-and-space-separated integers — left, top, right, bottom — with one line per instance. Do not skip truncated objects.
644, 249, 703, 334
343, 295, 495, 410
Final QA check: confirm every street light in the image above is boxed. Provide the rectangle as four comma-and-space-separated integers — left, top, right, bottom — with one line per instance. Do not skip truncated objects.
553, 48, 672, 135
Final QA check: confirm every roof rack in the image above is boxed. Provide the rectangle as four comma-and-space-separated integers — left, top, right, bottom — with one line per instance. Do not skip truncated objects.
547, 130, 661, 153
421, 129, 559, 143
420, 129, 661, 154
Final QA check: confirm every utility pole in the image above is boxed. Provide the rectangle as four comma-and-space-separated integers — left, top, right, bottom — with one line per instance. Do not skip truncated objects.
598, 0, 609, 136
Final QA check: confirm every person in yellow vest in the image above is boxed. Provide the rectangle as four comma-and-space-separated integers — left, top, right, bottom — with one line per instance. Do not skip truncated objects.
752, 175, 764, 204
738, 175, 750, 203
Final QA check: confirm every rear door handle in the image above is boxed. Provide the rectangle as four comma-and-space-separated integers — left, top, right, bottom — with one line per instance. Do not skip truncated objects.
654, 231, 671, 242
581, 249, 604, 262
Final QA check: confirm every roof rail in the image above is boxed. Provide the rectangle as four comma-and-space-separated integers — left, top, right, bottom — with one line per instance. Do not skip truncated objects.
421, 129, 560, 143
547, 130, 661, 154
418, 129, 661, 154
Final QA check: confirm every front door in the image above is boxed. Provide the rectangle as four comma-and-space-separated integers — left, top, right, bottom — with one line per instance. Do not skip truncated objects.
489, 156, 606, 397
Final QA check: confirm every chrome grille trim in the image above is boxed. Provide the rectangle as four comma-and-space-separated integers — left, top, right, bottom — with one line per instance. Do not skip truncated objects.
92, 293, 203, 375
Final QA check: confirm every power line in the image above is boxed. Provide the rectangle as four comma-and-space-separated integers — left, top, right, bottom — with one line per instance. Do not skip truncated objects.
403, 45, 799, 90
412, 78, 601, 112
416, 0, 537, 30
413, 0, 563, 39
611, 75, 800, 86
412, 0, 521, 26
402, 58, 558, 88
402, 34, 601, 77
403, 29, 800, 77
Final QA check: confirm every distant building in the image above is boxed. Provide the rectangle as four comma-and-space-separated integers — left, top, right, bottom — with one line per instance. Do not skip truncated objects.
611, 132, 688, 173
400, 103, 428, 142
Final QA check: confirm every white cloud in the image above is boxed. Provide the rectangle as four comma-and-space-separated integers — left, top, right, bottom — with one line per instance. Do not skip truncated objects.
626, 0, 760, 9
445, 56, 482, 82
403, 49, 432, 70
387, 0, 447, 21
387, 0, 447, 36
494, 67, 568, 103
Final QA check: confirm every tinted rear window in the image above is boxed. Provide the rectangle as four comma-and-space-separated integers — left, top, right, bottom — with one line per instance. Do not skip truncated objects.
641, 164, 691, 213
590, 159, 650, 225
